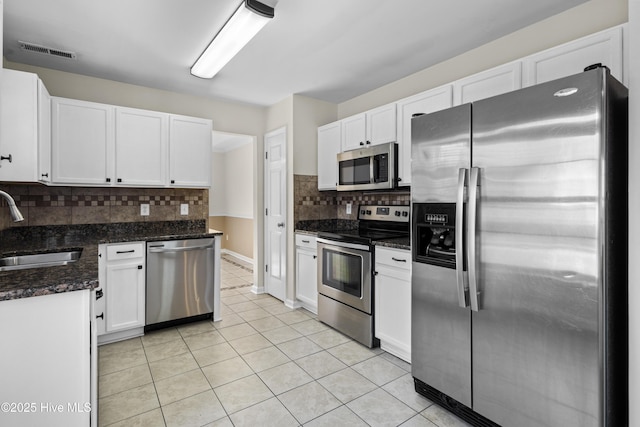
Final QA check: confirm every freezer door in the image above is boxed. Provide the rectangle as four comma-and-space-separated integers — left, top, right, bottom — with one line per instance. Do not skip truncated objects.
412, 261, 471, 407
411, 104, 471, 202
471, 70, 606, 426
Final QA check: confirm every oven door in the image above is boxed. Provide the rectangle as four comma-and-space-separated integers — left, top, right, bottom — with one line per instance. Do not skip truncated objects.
317, 238, 372, 314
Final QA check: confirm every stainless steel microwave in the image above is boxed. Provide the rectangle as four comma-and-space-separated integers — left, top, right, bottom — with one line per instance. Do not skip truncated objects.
337, 142, 398, 191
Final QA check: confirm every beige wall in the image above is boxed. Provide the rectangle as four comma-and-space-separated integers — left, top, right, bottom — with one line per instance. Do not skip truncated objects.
292, 95, 338, 175
209, 216, 253, 260
337, 0, 628, 118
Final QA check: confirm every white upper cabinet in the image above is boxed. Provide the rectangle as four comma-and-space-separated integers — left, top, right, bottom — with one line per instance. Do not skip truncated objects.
341, 113, 366, 151
52, 97, 115, 185
51, 97, 212, 188
453, 62, 522, 105
317, 121, 341, 190
523, 26, 623, 86
341, 103, 396, 151
169, 114, 212, 188
396, 85, 453, 186
38, 79, 52, 183
115, 107, 168, 186
0, 69, 51, 183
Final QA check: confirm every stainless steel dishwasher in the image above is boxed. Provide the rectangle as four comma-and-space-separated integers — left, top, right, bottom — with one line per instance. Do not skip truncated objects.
145, 238, 215, 329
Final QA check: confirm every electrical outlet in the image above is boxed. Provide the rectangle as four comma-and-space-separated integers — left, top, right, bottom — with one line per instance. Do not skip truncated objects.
180, 204, 189, 215
346, 202, 352, 215
140, 204, 149, 216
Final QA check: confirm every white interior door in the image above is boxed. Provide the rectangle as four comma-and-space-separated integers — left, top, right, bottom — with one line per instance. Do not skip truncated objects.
264, 127, 287, 301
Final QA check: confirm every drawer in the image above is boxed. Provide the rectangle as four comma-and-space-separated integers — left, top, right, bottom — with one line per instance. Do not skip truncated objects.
295, 234, 317, 251
106, 242, 145, 261
375, 247, 410, 271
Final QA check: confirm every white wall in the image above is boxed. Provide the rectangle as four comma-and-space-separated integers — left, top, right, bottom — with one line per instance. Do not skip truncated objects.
627, 1, 638, 425
210, 137, 254, 218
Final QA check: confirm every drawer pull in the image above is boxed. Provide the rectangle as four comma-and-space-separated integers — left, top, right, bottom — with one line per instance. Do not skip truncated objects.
116, 250, 135, 254
96, 313, 104, 320
302, 239, 310, 243
392, 257, 407, 263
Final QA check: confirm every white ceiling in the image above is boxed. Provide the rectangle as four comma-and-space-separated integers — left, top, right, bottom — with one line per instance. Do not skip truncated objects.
3, 0, 587, 107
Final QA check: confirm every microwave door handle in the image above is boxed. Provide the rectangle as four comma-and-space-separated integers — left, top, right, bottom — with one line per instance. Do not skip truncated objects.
467, 167, 480, 312
456, 168, 469, 308
370, 156, 375, 184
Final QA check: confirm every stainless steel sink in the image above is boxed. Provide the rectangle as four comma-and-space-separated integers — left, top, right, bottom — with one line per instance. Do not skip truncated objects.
0, 249, 82, 271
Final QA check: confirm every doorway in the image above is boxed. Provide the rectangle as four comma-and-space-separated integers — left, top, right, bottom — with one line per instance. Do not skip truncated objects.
209, 131, 257, 288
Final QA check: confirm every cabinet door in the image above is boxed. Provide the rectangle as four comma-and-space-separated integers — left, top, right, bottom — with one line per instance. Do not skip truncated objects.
366, 103, 396, 146
0, 69, 38, 182
453, 62, 522, 105
105, 261, 145, 332
317, 121, 341, 190
396, 85, 453, 186
341, 113, 366, 151
115, 107, 167, 186
169, 115, 212, 187
38, 79, 52, 183
296, 247, 318, 314
0, 291, 91, 427
523, 26, 623, 86
52, 98, 115, 185
375, 248, 411, 363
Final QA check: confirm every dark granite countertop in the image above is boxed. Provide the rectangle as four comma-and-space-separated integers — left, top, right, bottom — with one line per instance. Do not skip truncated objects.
0, 220, 222, 302
374, 237, 411, 251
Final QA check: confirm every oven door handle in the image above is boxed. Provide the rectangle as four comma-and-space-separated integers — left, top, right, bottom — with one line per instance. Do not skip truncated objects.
316, 238, 370, 252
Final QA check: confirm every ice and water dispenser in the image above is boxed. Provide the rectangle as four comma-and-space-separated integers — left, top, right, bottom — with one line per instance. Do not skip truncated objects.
412, 203, 460, 269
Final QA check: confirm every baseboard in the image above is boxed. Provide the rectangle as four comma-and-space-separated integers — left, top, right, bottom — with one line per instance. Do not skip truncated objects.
285, 298, 301, 309
251, 284, 265, 294
221, 249, 253, 265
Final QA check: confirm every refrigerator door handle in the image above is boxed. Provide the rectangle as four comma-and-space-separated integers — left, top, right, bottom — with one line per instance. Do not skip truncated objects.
456, 168, 469, 308
468, 167, 480, 311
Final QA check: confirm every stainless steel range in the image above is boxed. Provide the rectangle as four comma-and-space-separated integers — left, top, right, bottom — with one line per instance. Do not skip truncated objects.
317, 205, 409, 347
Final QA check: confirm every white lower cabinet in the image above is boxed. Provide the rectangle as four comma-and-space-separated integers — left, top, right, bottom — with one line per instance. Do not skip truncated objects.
97, 242, 146, 344
0, 290, 95, 427
374, 246, 411, 363
295, 234, 318, 314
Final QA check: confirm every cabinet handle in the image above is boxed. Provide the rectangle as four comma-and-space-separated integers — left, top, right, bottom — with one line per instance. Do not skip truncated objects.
96, 313, 104, 320
96, 289, 104, 300
117, 178, 122, 183
138, 265, 143, 270
116, 250, 135, 254
106, 178, 111, 183
171, 179, 175, 184
0, 154, 12, 163
41, 173, 49, 178
374, 271, 378, 276
302, 239, 310, 243
359, 142, 365, 146
392, 257, 407, 263
313, 255, 317, 259
366, 140, 371, 145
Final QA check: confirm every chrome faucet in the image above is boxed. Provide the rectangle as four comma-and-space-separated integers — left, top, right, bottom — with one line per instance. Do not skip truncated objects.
0, 190, 24, 222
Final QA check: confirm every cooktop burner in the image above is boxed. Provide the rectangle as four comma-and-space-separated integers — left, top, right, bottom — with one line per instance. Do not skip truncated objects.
317, 205, 410, 246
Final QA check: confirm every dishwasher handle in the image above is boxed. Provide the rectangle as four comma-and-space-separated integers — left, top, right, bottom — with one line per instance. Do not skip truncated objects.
148, 244, 214, 254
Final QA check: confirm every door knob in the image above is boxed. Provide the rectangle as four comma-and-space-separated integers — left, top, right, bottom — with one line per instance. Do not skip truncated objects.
277, 222, 285, 228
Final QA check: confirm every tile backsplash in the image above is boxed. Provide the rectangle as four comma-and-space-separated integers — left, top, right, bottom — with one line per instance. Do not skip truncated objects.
294, 174, 410, 227
0, 184, 208, 231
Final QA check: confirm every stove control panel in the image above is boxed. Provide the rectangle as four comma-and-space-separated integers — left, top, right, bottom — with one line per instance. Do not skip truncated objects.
358, 205, 410, 222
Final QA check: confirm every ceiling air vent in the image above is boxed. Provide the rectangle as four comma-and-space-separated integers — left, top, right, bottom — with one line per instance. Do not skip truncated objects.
19, 41, 77, 60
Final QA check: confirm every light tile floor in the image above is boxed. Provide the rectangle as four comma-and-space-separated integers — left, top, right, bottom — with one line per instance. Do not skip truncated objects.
97, 256, 471, 427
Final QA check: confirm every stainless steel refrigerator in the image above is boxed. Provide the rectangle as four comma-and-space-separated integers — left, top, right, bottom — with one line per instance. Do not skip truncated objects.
410, 66, 627, 427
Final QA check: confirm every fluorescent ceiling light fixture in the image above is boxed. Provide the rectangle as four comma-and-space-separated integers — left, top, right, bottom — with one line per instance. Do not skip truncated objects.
191, 0, 274, 79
